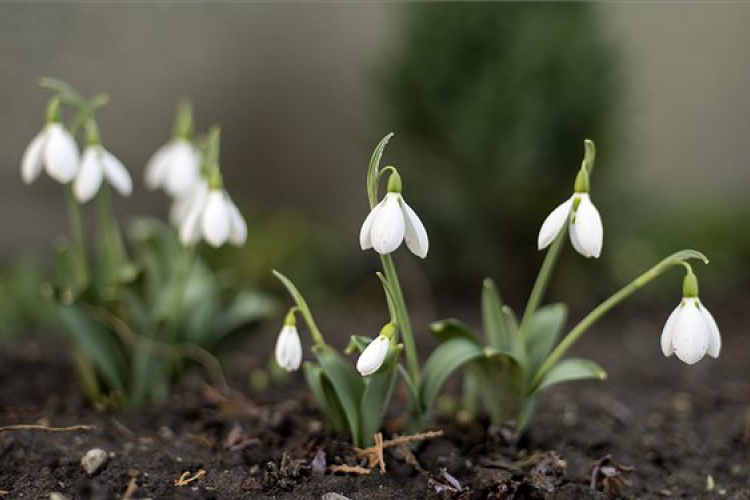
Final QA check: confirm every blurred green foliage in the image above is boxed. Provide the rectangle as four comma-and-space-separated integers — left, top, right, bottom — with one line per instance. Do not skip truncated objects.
382, 3, 618, 296
0, 256, 54, 337
55, 218, 276, 406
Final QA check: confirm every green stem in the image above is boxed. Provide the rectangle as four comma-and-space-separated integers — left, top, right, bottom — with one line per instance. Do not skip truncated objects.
97, 184, 118, 286
66, 185, 88, 290
380, 255, 419, 387
531, 249, 708, 389
519, 226, 567, 337
272, 270, 326, 347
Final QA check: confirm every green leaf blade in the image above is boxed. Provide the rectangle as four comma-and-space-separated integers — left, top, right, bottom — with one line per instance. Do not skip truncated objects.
536, 358, 607, 393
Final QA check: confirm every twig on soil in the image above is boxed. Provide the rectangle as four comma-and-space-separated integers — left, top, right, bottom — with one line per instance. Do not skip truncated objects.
121, 477, 138, 500
91, 306, 230, 394
399, 444, 427, 475
328, 464, 371, 475
175, 469, 207, 486
0, 424, 94, 433
353, 429, 443, 474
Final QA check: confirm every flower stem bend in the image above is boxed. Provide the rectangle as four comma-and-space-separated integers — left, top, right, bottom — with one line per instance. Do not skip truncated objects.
531, 249, 709, 389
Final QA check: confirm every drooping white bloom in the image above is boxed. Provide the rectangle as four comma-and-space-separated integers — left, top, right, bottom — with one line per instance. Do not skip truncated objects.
144, 138, 201, 198
360, 192, 428, 258
170, 179, 208, 228
179, 187, 247, 248
661, 297, 721, 365
356, 335, 390, 376
275, 324, 303, 372
73, 145, 132, 203
21, 123, 80, 185
537, 193, 603, 258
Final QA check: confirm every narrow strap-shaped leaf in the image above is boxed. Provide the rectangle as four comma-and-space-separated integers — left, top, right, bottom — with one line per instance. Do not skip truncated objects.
525, 303, 567, 380
429, 318, 479, 343
303, 362, 348, 434
420, 337, 485, 412
359, 345, 403, 447
482, 279, 519, 356
58, 305, 127, 394
315, 347, 364, 444
535, 357, 607, 393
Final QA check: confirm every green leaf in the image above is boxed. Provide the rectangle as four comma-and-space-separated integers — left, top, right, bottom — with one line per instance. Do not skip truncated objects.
473, 350, 524, 426
58, 305, 127, 394
130, 345, 170, 406
481, 279, 519, 356
303, 362, 348, 434
536, 358, 606, 392
429, 319, 479, 343
420, 337, 485, 412
367, 133, 395, 209
525, 304, 567, 379
359, 344, 403, 447
314, 346, 364, 444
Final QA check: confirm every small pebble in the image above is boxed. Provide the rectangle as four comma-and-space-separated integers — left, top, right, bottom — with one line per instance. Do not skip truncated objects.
81, 448, 108, 475
322, 494, 352, 500
50, 494, 71, 500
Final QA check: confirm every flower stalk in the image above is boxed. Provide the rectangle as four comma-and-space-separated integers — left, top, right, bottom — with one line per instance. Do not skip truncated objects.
532, 249, 709, 389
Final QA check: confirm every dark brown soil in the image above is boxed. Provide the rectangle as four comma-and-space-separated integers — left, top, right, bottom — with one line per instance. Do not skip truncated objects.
1, 306, 748, 500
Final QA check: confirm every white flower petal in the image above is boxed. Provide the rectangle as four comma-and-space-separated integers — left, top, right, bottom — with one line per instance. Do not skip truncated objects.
660, 303, 681, 357
179, 189, 207, 246
144, 142, 173, 190
43, 123, 80, 184
369, 193, 405, 255
73, 147, 104, 203
356, 336, 390, 376
102, 149, 132, 196
21, 130, 47, 184
401, 198, 429, 259
201, 190, 231, 248
275, 325, 303, 372
673, 298, 711, 365
698, 301, 721, 358
570, 194, 603, 258
226, 195, 247, 246
538, 197, 573, 250
164, 140, 200, 198
359, 199, 384, 251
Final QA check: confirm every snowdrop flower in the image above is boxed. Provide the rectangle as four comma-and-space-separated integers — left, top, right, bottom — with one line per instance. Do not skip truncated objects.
144, 138, 200, 198
275, 312, 303, 372
21, 99, 79, 185
179, 180, 247, 248
356, 335, 391, 377
661, 270, 721, 365
73, 123, 132, 203
359, 171, 428, 258
537, 168, 603, 258
144, 102, 200, 198
170, 178, 207, 228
